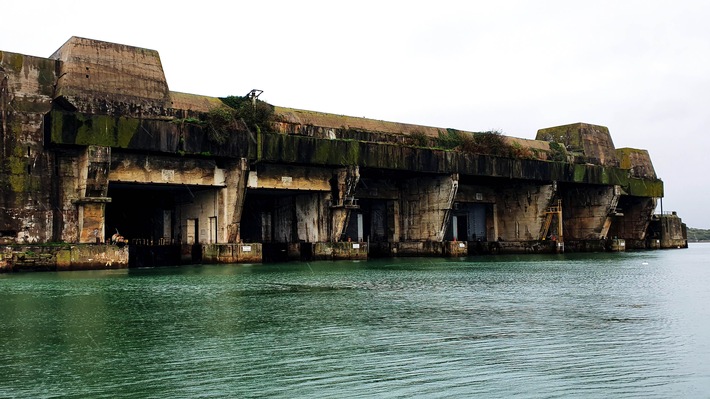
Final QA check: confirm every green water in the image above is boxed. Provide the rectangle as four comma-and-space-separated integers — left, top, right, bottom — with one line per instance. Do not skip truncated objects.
1, 245, 709, 398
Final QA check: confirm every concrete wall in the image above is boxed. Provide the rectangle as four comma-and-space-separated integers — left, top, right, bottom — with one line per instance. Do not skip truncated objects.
0, 50, 56, 244
495, 183, 556, 241
51, 36, 170, 116
609, 196, 657, 246
649, 214, 688, 249
536, 123, 619, 167
617, 148, 656, 179
401, 175, 458, 241
0, 244, 128, 272
561, 185, 620, 241
177, 189, 219, 244
314, 242, 368, 260
0, 37, 684, 269
201, 243, 262, 264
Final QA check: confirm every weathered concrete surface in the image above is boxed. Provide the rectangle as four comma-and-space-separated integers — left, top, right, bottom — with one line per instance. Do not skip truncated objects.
401, 175, 458, 242
609, 196, 657, 248
246, 164, 333, 191
617, 148, 656, 179
495, 183, 557, 241
314, 242, 368, 260
0, 37, 689, 271
0, 244, 128, 272
201, 243, 262, 263
224, 158, 249, 243
536, 123, 619, 167
371, 241, 446, 257
648, 213, 688, 249
110, 152, 227, 186
51, 37, 171, 117
444, 241, 468, 257
0, 50, 56, 244
329, 166, 360, 242
257, 133, 663, 197
560, 185, 620, 241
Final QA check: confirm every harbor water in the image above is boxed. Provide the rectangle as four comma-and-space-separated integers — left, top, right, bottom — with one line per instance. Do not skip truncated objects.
1, 244, 709, 398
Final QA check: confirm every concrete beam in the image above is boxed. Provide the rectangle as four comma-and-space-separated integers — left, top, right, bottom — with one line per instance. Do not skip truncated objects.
246, 164, 332, 191
110, 153, 226, 186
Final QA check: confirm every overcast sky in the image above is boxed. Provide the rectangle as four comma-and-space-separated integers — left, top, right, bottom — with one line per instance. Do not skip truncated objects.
3, 0, 709, 228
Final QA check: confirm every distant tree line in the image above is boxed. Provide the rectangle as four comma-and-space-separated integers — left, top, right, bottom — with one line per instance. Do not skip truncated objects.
687, 227, 710, 242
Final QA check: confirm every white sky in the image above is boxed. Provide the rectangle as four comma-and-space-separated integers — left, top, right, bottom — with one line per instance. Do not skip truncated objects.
3, 0, 709, 227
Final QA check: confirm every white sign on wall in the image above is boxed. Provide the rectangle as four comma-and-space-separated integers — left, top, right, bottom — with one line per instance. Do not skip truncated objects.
161, 169, 175, 182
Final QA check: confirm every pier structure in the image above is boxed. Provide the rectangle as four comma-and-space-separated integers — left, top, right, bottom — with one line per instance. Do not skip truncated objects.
0, 37, 687, 271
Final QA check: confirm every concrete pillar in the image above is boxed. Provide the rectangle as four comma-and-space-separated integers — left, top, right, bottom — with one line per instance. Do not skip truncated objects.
561, 185, 620, 240
74, 146, 111, 243
495, 183, 557, 241
401, 174, 458, 241
387, 199, 400, 242
223, 158, 249, 243
330, 166, 360, 241
658, 214, 688, 249
491, 203, 499, 241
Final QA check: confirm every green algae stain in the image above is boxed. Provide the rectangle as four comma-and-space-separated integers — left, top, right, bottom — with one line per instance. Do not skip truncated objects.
71, 114, 137, 147
50, 112, 64, 143
8, 156, 25, 175
573, 164, 586, 182
599, 167, 609, 184
313, 139, 332, 164
8, 174, 26, 192
627, 178, 664, 198
116, 117, 139, 147
74, 116, 96, 145
36, 60, 56, 95
345, 141, 359, 165
8, 53, 24, 72
50, 111, 143, 148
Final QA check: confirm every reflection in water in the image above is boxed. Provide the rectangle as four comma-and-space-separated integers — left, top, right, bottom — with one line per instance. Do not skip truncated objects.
1, 246, 709, 398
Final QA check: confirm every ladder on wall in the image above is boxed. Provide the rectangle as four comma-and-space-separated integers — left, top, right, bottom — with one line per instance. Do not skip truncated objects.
540, 199, 563, 242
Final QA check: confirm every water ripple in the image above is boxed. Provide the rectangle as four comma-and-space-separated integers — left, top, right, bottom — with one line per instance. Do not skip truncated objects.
1, 247, 710, 397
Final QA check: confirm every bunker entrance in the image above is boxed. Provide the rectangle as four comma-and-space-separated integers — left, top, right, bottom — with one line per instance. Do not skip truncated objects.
343, 198, 390, 243
445, 202, 491, 242
241, 189, 329, 262
105, 183, 216, 267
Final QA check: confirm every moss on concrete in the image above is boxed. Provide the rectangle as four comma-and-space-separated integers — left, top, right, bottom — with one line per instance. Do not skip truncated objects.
51, 111, 139, 148
573, 164, 586, 182
116, 117, 140, 147
8, 53, 24, 72
11, 97, 52, 113
37, 60, 56, 95
627, 178, 663, 197
50, 111, 64, 143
